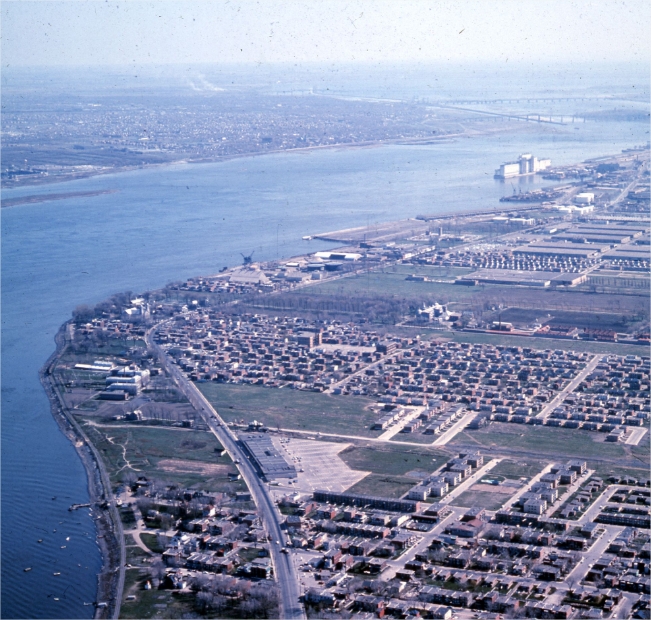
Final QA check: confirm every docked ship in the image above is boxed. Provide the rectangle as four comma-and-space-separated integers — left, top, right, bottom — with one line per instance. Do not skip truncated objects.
494, 153, 551, 179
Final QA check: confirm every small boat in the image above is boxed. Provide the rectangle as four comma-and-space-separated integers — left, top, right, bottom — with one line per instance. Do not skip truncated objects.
53, 572, 61, 576
60, 545, 66, 549
24, 567, 32, 572
65, 537, 70, 541
37, 539, 43, 543
53, 598, 59, 601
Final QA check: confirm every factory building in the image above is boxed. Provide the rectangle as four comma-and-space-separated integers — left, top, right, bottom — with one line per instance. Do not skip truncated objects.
494, 154, 551, 179
513, 242, 607, 259
313, 490, 420, 513
239, 433, 297, 480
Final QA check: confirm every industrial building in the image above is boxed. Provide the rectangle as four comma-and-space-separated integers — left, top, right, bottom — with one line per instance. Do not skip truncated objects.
457, 269, 587, 288
513, 242, 607, 259
239, 433, 297, 480
313, 490, 420, 513
494, 153, 551, 179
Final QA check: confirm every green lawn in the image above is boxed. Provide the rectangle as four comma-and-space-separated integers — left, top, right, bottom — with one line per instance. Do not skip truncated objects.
389, 432, 438, 445
198, 382, 380, 437
293, 268, 479, 302
489, 459, 548, 480
140, 533, 165, 554
76, 421, 244, 491
339, 444, 446, 476
345, 474, 417, 499
452, 422, 628, 461
450, 489, 511, 510
450, 332, 647, 355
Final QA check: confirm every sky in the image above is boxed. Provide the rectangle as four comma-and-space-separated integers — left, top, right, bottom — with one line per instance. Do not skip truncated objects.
2, 0, 650, 68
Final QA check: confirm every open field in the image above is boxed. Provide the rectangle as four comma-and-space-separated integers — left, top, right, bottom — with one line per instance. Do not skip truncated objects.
451, 422, 629, 461
75, 420, 245, 491
338, 443, 447, 477
449, 331, 648, 355
297, 266, 648, 317
120, 574, 196, 619
488, 458, 549, 480
449, 488, 515, 511
198, 382, 380, 437
389, 432, 438, 445
295, 269, 478, 303
345, 474, 418, 499
493, 307, 645, 332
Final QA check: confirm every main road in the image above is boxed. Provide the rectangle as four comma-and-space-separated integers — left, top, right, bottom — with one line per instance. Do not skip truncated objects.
146, 321, 306, 620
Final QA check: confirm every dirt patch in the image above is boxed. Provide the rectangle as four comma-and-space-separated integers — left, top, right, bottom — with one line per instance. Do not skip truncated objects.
157, 459, 231, 476
470, 483, 516, 494
180, 440, 208, 450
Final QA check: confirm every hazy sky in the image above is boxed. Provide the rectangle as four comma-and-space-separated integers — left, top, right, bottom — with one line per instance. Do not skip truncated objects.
2, 0, 649, 68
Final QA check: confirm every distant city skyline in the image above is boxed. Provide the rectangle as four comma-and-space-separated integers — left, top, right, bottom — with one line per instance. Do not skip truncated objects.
2, 0, 649, 68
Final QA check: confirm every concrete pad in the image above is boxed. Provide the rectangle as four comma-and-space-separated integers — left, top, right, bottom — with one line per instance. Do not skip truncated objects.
625, 427, 648, 445
270, 437, 369, 493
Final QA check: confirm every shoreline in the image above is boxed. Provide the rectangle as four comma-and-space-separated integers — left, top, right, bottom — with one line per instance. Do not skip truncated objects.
1, 123, 536, 191
39, 323, 125, 619
1, 189, 119, 208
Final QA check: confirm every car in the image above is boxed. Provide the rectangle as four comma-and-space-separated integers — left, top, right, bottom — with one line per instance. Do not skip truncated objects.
275, 540, 280, 545
280, 548, 289, 554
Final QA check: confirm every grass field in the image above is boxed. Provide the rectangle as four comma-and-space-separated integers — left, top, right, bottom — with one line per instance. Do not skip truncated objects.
449, 331, 647, 355
451, 422, 628, 461
77, 420, 245, 491
450, 489, 512, 511
198, 383, 380, 437
292, 267, 479, 302
345, 474, 418, 499
493, 308, 643, 332
488, 459, 548, 480
339, 444, 446, 476
389, 432, 438, 445
120, 571, 196, 619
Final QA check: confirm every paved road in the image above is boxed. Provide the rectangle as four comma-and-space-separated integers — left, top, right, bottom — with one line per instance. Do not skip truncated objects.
563, 525, 619, 585
431, 409, 473, 446
542, 469, 594, 518
147, 324, 306, 620
500, 464, 553, 512
537, 354, 603, 419
382, 509, 460, 581
377, 407, 425, 441
439, 459, 503, 506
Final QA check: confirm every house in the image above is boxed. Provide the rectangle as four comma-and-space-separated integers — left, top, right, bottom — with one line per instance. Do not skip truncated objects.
447, 518, 485, 538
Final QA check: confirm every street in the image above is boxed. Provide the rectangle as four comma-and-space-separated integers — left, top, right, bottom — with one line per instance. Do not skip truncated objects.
146, 324, 306, 620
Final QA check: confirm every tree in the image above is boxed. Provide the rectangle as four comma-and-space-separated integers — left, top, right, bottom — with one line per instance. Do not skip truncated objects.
72, 304, 94, 324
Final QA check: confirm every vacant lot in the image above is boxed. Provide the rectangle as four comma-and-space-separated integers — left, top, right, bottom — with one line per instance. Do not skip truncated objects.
494, 308, 644, 332
450, 488, 514, 511
199, 383, 379, 437
390, 433, 438, 445
451, 422, 627, 461
449, 331, 647, 355
488, 459, 549, 480
339, 444, 446, 477
77, 421, 243, 491
345, 474, 418, 499
292, 265, 478, 303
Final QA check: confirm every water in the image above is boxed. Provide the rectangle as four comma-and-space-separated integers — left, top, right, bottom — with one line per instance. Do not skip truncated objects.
2, 66, 649, 618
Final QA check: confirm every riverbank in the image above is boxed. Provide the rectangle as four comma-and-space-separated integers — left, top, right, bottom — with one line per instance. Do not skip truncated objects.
1, 189, 119, 208
1, 122, 538, 190
39, 324, 125, 619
